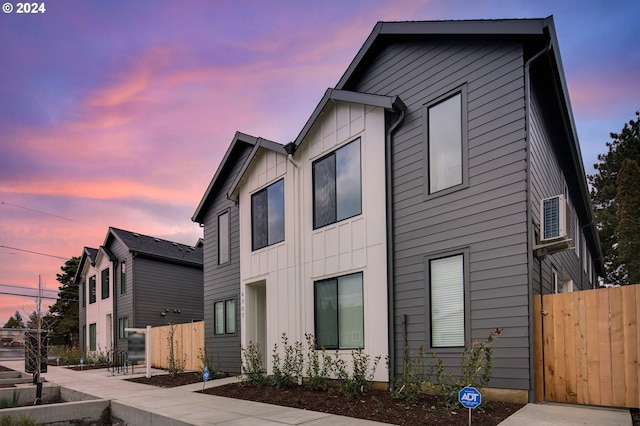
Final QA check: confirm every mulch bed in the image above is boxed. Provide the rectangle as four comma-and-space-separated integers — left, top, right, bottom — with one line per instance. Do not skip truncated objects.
126, 371, 228, 388
201, 382, 524, 426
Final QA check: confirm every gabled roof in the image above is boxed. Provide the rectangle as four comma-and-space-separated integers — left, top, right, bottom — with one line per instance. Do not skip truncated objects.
105, 227, 203, 266
227, 137, 288, 202
334, 17, 603, 274
192, 132, 260, 223
291, 89, 406, 150
73, 246, 98, 284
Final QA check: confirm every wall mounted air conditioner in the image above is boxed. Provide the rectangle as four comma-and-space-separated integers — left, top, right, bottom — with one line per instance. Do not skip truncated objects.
540, 195, 569, 241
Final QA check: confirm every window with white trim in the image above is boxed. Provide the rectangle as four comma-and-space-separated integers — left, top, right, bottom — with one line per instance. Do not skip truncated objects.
429, 254, 465, 347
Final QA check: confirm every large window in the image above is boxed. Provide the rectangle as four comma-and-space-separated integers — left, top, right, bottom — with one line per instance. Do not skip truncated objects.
218, 211, 230, 264
89, 275, 96, 304
314, 272, 364, 349
313, 138, 362, 229
425, 89, 467, 195
89, 323, 96, 351
101, 268, 109, 299
251, 179, 284, 251
214, 298, 236, 335
429, 254, 465, 347
120, 262, 126, 294
118, 317, 129, 339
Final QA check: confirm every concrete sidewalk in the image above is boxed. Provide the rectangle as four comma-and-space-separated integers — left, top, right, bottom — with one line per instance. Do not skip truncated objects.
0, 359, 633, 425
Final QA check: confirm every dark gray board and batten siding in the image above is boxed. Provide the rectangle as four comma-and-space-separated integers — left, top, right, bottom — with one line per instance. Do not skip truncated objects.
342, 37, 531, 390
200, 143, 254, 373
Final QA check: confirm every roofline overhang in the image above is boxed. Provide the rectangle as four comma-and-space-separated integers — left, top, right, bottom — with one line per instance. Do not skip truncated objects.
227, 137, 288, 202
192, 131, 261, 223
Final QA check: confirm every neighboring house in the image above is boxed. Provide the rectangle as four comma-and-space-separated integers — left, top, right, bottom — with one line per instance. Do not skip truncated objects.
74, 227, 204, 353
76, 247, 98, 351
197, 17, 603, 401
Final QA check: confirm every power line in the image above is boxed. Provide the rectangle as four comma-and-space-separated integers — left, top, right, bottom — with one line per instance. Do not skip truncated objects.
0, 283, 58, 295
0, 245, 69, 260
0, 291, 59, 300
0, 200, 78, 222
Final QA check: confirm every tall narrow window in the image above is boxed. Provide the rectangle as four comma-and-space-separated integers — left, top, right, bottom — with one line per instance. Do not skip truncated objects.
214, 298, 236, 335
430, 254, 464, 347
82, 280, 86, 307
89, 323, 96, 351
89, 276, 96, 304
218, 211, 230, 264
428, 93, 462, 193
314, 272, 364, 349
251, 179, 284, 251
101, 268, 109, 299
120, 262, 126, 294
313, 138, 362, 229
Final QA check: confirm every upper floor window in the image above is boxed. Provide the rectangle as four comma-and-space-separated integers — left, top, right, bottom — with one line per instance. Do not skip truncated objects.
314, 272, 364, 350
313, 138, 361, 229
101, 268, 109, 299
425, 87, 468, 196
120, 262, 126, 294
251, 179, 284, 251
82, 280, 86, 307
89, 275, 96, 304
218, 211, 230, 264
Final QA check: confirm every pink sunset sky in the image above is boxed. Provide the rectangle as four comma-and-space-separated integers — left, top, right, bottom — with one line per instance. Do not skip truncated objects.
1, 0, 638, 325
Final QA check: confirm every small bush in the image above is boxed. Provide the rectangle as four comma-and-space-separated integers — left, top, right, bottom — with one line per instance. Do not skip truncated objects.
271, 333, 303, 388
391, 344, 429, 403
241, 341, 268, 386
0, 415, 36, 426
304, 333, 333, 391
333, 348, 381, 398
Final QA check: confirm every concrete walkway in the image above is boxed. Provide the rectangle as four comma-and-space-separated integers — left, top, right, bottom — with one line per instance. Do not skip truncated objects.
0, 359, 633, 425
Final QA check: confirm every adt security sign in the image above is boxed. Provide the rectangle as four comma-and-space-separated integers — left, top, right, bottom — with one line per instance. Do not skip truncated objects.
458, 386, 481, 409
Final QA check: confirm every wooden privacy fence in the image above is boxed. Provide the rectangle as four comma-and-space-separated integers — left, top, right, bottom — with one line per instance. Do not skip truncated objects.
150, 321, 204, 372
534, 284, 640, 408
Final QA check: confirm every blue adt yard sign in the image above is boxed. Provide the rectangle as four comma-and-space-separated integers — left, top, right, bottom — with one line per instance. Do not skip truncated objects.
459, 386, 481, 409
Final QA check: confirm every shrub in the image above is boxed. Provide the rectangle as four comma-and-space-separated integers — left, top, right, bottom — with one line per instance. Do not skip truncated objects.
391, 344, 429, 403
271, 333, 303, 388
304, 333, 333, 391
241, 341, 268, 386
333, 348, 381, 398
0, 416, 36, 426
433, 328, 502, 409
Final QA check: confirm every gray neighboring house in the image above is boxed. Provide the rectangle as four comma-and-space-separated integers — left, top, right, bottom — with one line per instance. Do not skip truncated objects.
76, 246, 98, 351
74, 227, 203, 353
192, 132, 285, 373
195, 16, 603, 401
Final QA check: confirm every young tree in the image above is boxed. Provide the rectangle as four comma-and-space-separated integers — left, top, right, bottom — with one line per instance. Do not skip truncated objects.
615, 158, 640, 284
46, 257, 80, 344
589, 111, 640, 285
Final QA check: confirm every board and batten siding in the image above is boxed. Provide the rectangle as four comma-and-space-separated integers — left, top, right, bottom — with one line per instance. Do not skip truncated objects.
133, 257, 203, 328
201, 144, 253, 373
345, 37, 531, 389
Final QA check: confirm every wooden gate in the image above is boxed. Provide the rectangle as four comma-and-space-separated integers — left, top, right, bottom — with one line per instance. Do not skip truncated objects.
534, 284, 640, 408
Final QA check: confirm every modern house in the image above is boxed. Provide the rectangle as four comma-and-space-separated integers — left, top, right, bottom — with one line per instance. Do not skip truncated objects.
196, 16, 602, 402
74, 227, 204, 353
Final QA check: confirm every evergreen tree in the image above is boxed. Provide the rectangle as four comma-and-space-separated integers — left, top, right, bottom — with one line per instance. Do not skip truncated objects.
615, 158, 640, 284
589, 111, 640, 285
46, 257, 80, 343
3, 311, 25, 328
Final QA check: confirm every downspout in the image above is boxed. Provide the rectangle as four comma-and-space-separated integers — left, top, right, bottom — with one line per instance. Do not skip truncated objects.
113, 259, 118, 350
524, 38, 551, 403
286, 151, 301, 340
385, 102, 405, 390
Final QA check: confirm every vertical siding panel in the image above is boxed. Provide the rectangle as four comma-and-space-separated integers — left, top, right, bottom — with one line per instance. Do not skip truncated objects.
610, 287, 625, 406
622, 285, 638, 408
597, 290, 613, 406
584, 290, 600, 405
